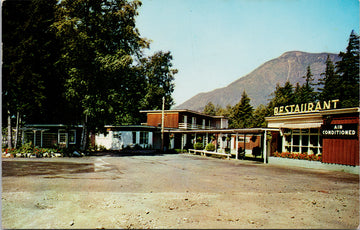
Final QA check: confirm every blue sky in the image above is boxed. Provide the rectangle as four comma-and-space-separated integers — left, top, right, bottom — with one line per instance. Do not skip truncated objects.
136, 0, 359, 107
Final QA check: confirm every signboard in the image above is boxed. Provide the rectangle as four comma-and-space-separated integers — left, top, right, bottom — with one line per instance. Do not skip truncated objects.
321, 123, 358, 138
274, 99, 339, 116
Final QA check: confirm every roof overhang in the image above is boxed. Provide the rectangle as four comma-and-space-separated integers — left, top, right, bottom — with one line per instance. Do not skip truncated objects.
22, 124, 83, 131
140, 109, 226, 119
104, 125, 159, 131
166, 128, 278, 134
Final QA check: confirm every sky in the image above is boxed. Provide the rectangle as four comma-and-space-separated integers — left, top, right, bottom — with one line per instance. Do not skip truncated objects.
136, 0, 359, 107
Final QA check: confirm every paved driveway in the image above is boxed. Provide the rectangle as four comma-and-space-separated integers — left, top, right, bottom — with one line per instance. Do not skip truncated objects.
2, 153, 359, 229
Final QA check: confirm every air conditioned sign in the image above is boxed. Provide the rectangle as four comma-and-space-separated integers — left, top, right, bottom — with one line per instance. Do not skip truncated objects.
274, 99, 339, 116
321, 123, 358, 138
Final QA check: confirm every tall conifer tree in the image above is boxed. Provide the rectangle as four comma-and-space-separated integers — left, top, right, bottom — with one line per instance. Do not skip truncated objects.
335, 30, 359, 108
318, 55, 339, 101
299, 66, 316, 103
230, 91, 253, 128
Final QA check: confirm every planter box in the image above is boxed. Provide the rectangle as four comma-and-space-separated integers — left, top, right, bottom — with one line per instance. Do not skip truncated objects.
269, 157, 359, 174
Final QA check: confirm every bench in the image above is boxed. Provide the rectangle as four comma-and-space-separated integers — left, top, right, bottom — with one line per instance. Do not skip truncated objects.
189, 149, 231, 160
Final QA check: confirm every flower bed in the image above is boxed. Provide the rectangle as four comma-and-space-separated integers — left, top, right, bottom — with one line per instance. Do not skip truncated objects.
2, 142, 85, 158
272, 151, 322, 162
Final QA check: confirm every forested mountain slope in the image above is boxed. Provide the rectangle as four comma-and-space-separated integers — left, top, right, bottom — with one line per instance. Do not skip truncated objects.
175, 51, 341, 111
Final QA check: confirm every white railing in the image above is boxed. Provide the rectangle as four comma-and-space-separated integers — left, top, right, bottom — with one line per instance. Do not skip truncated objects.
178, 123, 217, 130
188, 149, 231, 159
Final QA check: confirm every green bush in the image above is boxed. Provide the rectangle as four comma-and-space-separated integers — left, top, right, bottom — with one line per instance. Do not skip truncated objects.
205, 143, 215, 151
193, 142, 203, 150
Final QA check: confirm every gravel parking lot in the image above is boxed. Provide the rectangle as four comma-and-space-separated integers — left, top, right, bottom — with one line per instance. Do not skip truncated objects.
2, 153, 359, 229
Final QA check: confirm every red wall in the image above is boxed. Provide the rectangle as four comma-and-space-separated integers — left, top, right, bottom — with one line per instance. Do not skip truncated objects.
322, 115, 359, 166
233, 135, 261, 150
147, 113, 179, 128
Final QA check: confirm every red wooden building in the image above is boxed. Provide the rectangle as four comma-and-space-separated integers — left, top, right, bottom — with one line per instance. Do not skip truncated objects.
321, 108, 359, 166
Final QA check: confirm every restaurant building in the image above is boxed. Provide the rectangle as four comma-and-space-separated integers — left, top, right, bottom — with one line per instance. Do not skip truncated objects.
266, 100, 359, 166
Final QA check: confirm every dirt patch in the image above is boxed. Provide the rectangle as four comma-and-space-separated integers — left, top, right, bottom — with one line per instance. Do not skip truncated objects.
2, 154, 359, 229
2, 161, 94, 177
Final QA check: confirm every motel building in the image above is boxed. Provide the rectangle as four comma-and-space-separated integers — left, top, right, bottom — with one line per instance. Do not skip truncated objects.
95, 109, 277, 161
20, 101, 359, 171
95, 101, 359, 170
265, 100, 359, 168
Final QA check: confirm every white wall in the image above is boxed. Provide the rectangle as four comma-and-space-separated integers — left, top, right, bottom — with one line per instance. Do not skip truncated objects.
95, 131, 153, 150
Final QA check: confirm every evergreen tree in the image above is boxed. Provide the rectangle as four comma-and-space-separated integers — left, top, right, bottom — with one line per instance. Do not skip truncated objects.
267, 81, 294, 114
293, 82, 302, 104
298, 65, 316, 103
318, 55, 339, 101
203, 102, 216, 116
215, 104, 232, 117
251, 104, 268, 128
335, 30, 359, 108
230, 91, 253, 128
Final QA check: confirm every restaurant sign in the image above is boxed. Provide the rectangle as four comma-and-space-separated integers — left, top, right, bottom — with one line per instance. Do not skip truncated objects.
274, 99, 339, 116
321, 123, 358, 138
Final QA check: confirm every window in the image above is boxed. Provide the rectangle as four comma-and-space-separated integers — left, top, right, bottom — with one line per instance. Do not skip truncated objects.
113, 131, 121, 140
69, 130, 76, 144
58, 130, 67, 144
283, 128, 322, 154
140, 132, 149, 144
237, 136, 250, 143
132, 132, 137, 144
192, 117, 196, 129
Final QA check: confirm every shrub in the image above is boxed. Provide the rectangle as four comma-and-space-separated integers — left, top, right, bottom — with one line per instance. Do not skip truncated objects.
174, 149, 187, 153
193, 142, 203, 150
272, 151, 322, 162
133, 144, 142, 150
205, 143, 215, 151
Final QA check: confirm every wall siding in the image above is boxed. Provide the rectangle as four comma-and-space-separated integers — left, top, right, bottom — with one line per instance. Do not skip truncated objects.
322, 114, 359, 166
147, 113, 179, 128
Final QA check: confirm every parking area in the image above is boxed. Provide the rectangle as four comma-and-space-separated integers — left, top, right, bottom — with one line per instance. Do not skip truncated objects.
2, 153, 359, 229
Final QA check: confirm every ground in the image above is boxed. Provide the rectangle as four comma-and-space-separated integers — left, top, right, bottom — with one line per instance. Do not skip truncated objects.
2, 153, 359, 229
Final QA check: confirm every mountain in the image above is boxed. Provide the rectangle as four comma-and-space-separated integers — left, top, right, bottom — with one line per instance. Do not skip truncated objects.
175, 51, 341, 111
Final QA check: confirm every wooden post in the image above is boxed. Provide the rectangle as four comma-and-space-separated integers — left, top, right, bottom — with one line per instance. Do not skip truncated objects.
7, 110, 12, 148
161, 97, 165, 151
243, 134, 246, 158
181, 134, 183, 152
263, 130, 267, 164
81, 114, 88, 151
33, 130, 36, 146
14, 112, 20, 149
235, 132, 239, 160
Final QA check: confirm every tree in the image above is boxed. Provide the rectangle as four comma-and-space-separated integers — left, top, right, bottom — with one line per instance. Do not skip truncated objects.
267, 81, 294, 114
318, 55, 339, 101
53, 0, 151, 148
302, 66, 316, 102
140, 51, 178, 111
296, 66, 316, 104
251, 104, 268, 128
2, 0, 178, 150
335, 30, 359, 108
2, 0, 62, 147
293, 82, 302, 104
203, 102, 216, 116
230, 91, 253, 128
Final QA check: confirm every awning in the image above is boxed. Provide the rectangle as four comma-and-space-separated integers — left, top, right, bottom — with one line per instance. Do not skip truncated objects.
280, 122, 323, 129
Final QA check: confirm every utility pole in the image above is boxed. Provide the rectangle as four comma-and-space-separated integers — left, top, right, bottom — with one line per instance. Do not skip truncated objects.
161, 97, 165, 152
